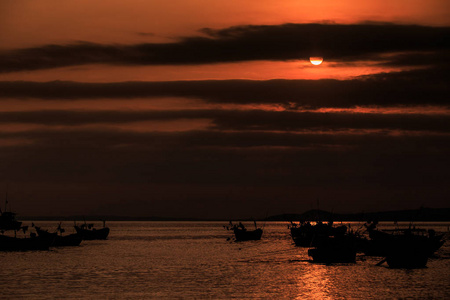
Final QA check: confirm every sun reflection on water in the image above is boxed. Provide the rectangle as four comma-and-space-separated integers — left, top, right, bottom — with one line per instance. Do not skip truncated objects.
296, 264, 332, 299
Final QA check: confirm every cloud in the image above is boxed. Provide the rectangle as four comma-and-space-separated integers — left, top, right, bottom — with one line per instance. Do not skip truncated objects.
0, 127, 448, 151
1, 66, 449, 107
1, 127, 448, 216
0, 109, 449, 133
0, 23, 449, 72
370, 49, 450, 69
0, 129, 448, 200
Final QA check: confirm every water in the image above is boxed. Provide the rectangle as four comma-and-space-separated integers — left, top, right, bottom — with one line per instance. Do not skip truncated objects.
1, 221, 449, 299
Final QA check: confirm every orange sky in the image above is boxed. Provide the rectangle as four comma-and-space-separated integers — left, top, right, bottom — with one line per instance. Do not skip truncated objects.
0, 0, 449, 217
1, 0, 449, 49
0, 60, 411, 82
1, 0, 447, 82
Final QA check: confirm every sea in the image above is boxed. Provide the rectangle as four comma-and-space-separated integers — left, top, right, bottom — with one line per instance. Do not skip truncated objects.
1, 221, 449, 299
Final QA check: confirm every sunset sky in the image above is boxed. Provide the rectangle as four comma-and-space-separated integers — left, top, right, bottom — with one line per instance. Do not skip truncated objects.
0, 1, 449, 219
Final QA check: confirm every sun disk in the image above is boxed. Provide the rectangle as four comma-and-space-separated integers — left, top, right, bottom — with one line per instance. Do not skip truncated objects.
310, 57, 324, 65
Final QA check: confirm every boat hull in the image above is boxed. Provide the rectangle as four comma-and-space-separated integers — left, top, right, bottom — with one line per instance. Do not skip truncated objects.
385, 237, 429, 268
308, 237, 357, 264
36, 228, 82, 247
386, 252, 428, 269
234, 228, 263, 241
54, 234, 82, 246
364, 229, 444, 258
0, 235, 52, 251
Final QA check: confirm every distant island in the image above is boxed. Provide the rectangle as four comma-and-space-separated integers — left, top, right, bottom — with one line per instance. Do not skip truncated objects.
20, 207, 450, 222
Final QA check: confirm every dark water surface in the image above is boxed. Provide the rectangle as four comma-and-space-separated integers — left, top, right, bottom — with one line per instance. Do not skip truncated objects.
1, 221, 449, 299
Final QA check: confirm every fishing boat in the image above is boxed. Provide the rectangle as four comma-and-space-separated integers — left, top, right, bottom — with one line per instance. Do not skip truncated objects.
227, 221, 263, 241
0, 195, 54, 251
35, 225, 82, 247
234, 227, 263, 241
364, 221, 445, 257
74, 221, 110, 240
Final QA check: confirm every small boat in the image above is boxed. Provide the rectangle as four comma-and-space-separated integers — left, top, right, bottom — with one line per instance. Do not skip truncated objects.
234, 227, 263, 241
308, 235, 357, 264
0, 233, 53, 251
35, 225, 82, 247
0, 196, 52, 251
227, 221, 263, 241
74, 221, 110, 240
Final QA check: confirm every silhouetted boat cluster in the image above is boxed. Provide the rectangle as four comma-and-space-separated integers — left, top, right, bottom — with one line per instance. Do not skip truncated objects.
361, 221, 445, 268
1, 205, 110, 251
225, 217, 447, 269
288, 220, 362, 264
2, 199, 447, 270
296, 219, 447, 268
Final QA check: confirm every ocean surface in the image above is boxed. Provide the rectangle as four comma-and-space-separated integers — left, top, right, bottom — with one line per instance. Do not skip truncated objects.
1, 221, 449, 299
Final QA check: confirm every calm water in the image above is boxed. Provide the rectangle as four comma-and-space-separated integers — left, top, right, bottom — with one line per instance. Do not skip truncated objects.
1, 221, 449, 299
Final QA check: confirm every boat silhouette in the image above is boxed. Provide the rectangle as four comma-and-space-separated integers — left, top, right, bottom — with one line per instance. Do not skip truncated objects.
364, 221, 445, 258
74, 220, 110, 240
226, 221, 263, 241
364, 221, 444, 268
0, 196, 54, 251
0, 233, 54, 251
35, 224, 82, 247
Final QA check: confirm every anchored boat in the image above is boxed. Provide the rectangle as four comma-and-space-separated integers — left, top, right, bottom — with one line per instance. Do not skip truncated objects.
35, 224, 82, 247
226, 221, 263, 241
74, 221, 110, 240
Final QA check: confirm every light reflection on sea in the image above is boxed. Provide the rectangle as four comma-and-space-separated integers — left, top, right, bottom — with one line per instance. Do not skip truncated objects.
0, 221, 449, 299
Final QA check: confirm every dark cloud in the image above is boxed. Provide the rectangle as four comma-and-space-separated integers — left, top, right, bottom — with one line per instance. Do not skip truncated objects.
0, 23, 449, 72
1, 128, 449, 216
377, 50, 450, 67
1, 109, 449, 133
1, 128, 448, 153
208, 110, 450, 133
1, 66, 449, 107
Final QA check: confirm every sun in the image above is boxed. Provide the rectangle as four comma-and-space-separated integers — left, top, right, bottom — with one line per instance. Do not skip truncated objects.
310, 57, 323, 66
